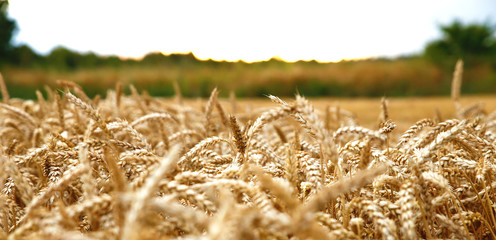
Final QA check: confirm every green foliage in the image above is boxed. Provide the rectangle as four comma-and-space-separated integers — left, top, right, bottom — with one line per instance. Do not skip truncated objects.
423, 20, 496, 97
0, 0, 16, 64
424, 20, 496, 67
46, 46, 86, 70
142, 52, 198, 66
10, 44, 42, 67
43, 46, 127, 70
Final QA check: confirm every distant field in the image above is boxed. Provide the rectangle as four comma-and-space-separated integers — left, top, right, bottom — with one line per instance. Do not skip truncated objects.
188, 94, 496, 134
2, 56, 495, 99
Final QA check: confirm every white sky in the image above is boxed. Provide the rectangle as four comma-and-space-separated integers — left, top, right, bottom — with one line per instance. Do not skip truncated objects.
7, 0, 496, 62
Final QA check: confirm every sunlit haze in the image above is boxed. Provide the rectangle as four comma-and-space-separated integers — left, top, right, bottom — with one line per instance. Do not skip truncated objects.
7, 0, 496, 62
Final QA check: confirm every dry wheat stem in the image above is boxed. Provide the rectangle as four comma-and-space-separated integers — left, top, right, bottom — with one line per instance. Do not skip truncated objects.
0, 72, 10, 104
0, 77, 495, 239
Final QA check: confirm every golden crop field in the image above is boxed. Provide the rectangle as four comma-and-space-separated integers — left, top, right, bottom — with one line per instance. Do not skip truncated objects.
190, 94, 496, 134
2, 67, 496, 239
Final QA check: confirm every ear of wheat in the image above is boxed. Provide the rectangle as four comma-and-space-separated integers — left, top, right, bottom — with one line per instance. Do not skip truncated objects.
0, 69, 495, 239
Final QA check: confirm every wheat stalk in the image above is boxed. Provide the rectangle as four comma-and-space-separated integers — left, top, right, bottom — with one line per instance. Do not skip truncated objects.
0, 72, 10, 104
2, 84, 496, 239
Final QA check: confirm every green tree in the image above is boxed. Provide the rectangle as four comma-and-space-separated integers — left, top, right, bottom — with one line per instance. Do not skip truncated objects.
46, 46, 82, 70
11, 44, 41, 67
0, 0, 17, 64
424, 20, 496, 67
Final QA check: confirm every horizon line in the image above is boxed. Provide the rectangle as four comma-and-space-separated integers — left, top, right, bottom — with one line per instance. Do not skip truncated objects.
15, 43, 416, 64
128, 51, 408, 64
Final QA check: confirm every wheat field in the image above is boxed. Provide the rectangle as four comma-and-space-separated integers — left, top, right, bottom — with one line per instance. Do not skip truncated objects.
1, 63, 496, 239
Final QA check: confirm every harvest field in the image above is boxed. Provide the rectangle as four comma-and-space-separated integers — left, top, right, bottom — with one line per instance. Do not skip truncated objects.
3, 1, 496, 238
220, 94, 496, 134
2, 67, 496, 239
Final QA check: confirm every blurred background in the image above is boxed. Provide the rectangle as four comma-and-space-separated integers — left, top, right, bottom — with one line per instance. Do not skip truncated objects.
0, 0, 495, 99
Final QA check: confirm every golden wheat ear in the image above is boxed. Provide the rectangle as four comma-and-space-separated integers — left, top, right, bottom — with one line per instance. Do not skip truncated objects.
0, 72, 10, 104
172, 80, 183, 105
451, 59, 463, 116
205, 87, 219, 135
4, 76, 496, 239
229, 90, 237, 114
57, 79, 92, 105
229, 115, 246, 156
379, 96, 389, 125
115, 81, 122, 110
215, 99, 229, 128
121, 145, 181, 240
